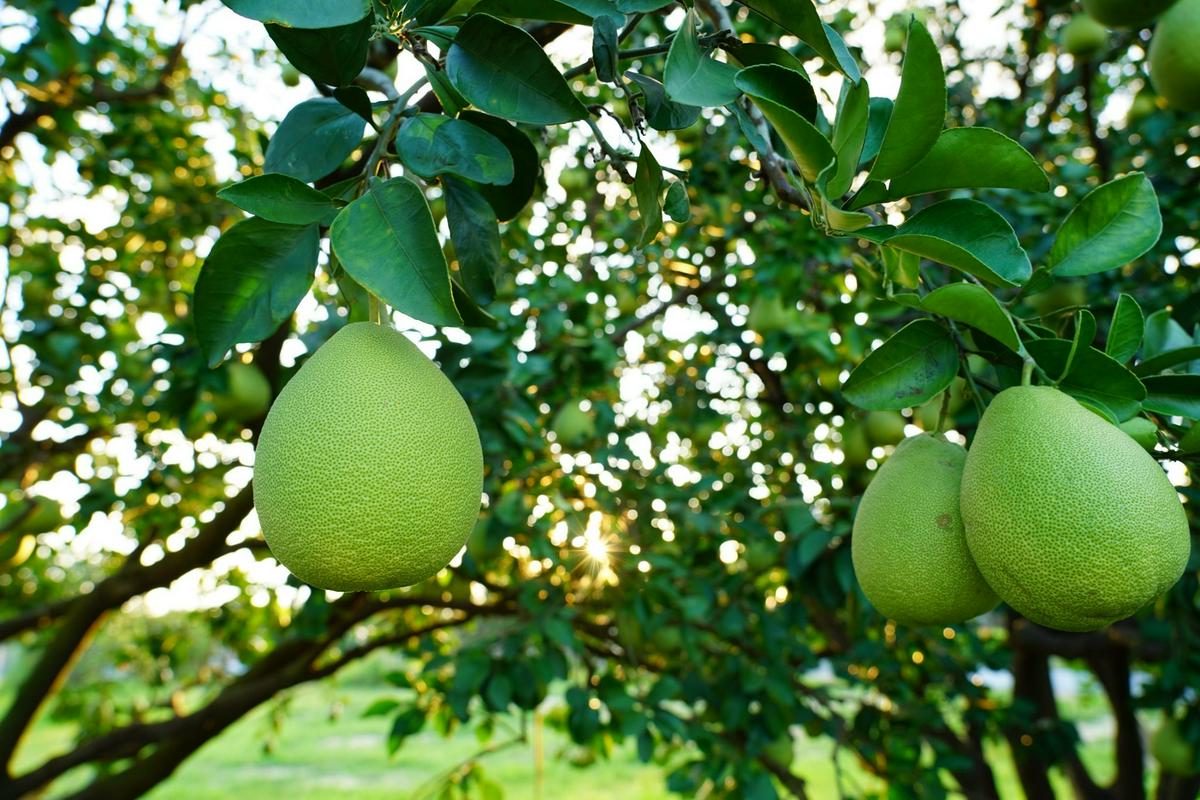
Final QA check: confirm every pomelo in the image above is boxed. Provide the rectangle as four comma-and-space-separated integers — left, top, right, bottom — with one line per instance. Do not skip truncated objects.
1061, 14, 1109, 57
852, 434, 998, 625
1083, 0, 1177, 27
253, 322, 483, 591
1149, 0, 1200, 110
211, 362, 272, 423
551, 401, 596, 446
865, 410, 907, 446
961, 386, 1189, 632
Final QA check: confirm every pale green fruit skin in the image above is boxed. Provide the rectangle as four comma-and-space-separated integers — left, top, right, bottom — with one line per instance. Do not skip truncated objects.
852, 435, 999, 625
1118, 416, 1159, 451
212, 362, 272, 423
865, 411, 907, 446
1062, 14, 1109, 57
552, 402, 595, 445
961, 386, 1190, 632
254, 323, 483, 591
842, 423, 871, 468
1127, 91, 1160, 124
1150, 0, 1200, 111
1152, 717, 1198, 776
1084, 0, 1178, 27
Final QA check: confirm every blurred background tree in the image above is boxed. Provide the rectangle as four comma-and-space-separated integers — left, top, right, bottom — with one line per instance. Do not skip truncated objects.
1, 0, 1198, 798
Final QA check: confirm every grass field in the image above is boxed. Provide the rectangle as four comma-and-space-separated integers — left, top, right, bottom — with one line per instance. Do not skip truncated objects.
9, 657, 1158, 799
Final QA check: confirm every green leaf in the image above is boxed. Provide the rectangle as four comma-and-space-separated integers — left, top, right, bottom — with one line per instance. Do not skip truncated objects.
387, 708, 426, 755
615, 0, 672, 11
1143, 309, 1193, 358
220, 0, 369, 27
263, 98, 366, 182
424, 62, 468, 117
1047, 173, 1163, 277
847, 178, 888, 211
827, 78, 869, 199
635, 144, 664, 247
1025, 339, 1146, 420
921, 283, 1021, 353
460, 110, 540, 222
735, 0, 860, 81
193, 218, 319, 367
885, 127, 1048, 200
593, 14, 621, 83
880, 244, 920, 289
444, 176, 501, 305
869, 19, 945, 181
842, 319, 957, 410
217, 174, 337, 226
1142, 375, 1200, 419
1105, 293, 1143, 364
474, 0, 617, 24
727, 42, 808, 75
333, 85, 373, 124
362, 698, 401, 717
329, 177, 461, 326
664, 180, 689, 223
664, 9, 741, 108
859, 97, 893, 169
446, 14, 589, 125
1134, 346, 1200, 377
625, 72, 701, 131
408, 0, 458, 27
395, 114, 514, 184
266, 16, 371, 86
878, 198, 1032, 287
735, 65, 833, 183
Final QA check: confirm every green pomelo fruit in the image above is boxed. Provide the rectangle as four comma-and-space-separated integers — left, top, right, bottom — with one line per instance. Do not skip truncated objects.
865, 410, 908, 446
281, 65, 300, 87
1084, 0, 1178, 27
961, 386, 1190, 632
852, 435, 999, 625
1152, 717, 1198, 776
254, 322, 483, 591
551, 402, 596, 446
747, 295, 798, 334
1028, 281, 1086, 318
842, 422, 871, 468
1127, 91, 1160, 124
917, 378, 967, 431
1118, 416, 1159, 451
764, 735, 795, 768
212, 362, 272, 423
1150, 0, 1200, 110
1062, 14, 1109, 57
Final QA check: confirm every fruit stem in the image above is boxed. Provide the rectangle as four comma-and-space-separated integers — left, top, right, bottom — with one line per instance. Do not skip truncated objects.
369, 294, 382, 325
1021, 358, 1035, 386
936, 388, 951, 433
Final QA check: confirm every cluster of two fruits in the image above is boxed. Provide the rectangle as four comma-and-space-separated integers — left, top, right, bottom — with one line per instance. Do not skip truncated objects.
852, 386, 1191, 632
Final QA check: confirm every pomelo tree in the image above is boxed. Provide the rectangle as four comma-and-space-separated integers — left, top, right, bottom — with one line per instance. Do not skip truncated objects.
1, 0, 1199, 798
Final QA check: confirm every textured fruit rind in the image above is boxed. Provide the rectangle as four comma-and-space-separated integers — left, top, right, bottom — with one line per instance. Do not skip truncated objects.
1149, 0, 1200, 111
961, 386, 1190, 632
254, 323, 484, 591
852, 434, 999, 625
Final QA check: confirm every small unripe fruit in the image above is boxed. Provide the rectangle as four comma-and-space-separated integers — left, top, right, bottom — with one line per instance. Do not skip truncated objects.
865, 410, 907, 446
1083, 0, 1178, 27
551, 401, 596, 446
1062, 14, 1109, 58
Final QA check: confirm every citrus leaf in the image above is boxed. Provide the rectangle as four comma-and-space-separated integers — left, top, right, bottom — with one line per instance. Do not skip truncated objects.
395, 114, 514, 184
842, 319, 957, 410
1105, 293, 1143, 364
1048, 173, 1163, 277
1143, 309, 1193, 358
664, 179, 689, 223
444, 176, 501, 305
329, 177, 461, 327
735, 65, 833, 183
921, 283, 1021, 353
886, 127, 1049, 200
625, 72, 701, 131
593, 13, 621, 83
878, 198, 1032, 287
1025, 339, 1146, 420
217, 174, 338, 226
446, 14, 588, 125
827, 78, 869, 199
635, 143, 664, 246
193, 218, 319, 367
220, 0, 369, 27
266, 16, 371, 86
664, 9, 740, 107
459, 111, 540, 222
734, 0, 860, 81
1142, 375, 1200, 419
263, 98, 366, 182
474, 0, 618, 24
1134, 346, 1200, 377
870, 19, 945, 181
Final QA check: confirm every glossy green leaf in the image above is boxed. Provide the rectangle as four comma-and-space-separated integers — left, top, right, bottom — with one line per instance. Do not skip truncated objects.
870, 20, 945, 181
444, 176, 501, 305
332, 86, 373, 124
593, 14, 620, 83
460, 111, 540, 222
848, 179, 888, 211
880, 199, 1032, 287
263, 98, 365, 182
664, 180, 689, 223
1143, 309, 1193, 358
859, 97, 893, 169
474, 0, 615, 24
395, 114, 514, 184
266, 16, 371, 85
1105, 293, 1143, 363
842, 319, 957, 410
625, 72, 701, 131
664, 9, 740, 108
880, 244, 920, 289
635, 144, 664, 246
1025, 339, 1146, 420
329, 177, 461, 326
885, 127, 1048, 200
727, 42, 808, 74
1134, 346, 1200, 377
220, 0, 369, 27
193, 218, 319, 367
735, 65, 833, 183
1142, 375, 1200, 419
424, 62, 468, 117
446, 14, 588, 125
921, 283, 1021, 353
217, 174, 338, 226
1047, 173, 1163, 277
828, 78, 869, 199
736, 0, 860, 81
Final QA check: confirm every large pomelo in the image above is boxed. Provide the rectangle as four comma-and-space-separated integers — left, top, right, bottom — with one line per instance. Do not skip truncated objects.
1149, 0, 1200, 110
852, 434, 998, 625
960, 386, 1189, 632
1083, 0, 1177, 27
253, 323, 483, 591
